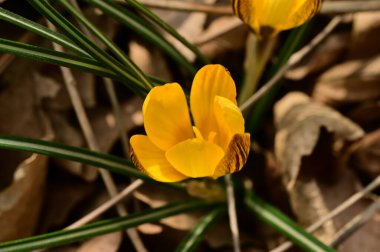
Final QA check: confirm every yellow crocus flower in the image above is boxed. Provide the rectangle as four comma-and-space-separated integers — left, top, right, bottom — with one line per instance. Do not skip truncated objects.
130, 65, 250, 182
232, 0, 322, 36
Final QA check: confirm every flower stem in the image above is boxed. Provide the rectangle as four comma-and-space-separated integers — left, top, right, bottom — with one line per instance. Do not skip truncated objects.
225, 174, 241, 252
238, 33, 277, 104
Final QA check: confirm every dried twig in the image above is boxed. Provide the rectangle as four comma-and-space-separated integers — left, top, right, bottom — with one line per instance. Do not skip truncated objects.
47, 20, 147, 252
68, 0, 131, 158
225, 174, 241, 252
321, 1, 380, 14
239, 16, 343, 113
116, 0, 231, 15
59, 1, 147, 250
271, 175, 380, 252
66, 180, 144, 229
330, 197, 380, 247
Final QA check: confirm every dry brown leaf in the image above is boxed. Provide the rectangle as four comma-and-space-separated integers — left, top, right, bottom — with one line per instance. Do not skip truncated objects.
286, 32, 349, 80
0, 58, 50, 137
0, 53, 55, 241
348, 11, 380, 59
349, 129, 380, 179
274, 92, 364, 189
0, 154, 47, 241
288, 180, 336, 243
312, 56, 380, 106
77, 232, 122, 252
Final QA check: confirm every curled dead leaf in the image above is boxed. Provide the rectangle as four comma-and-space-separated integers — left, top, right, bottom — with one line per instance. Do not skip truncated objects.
288, 180, 336, 243
0, 55, 54, 241
0, 154, 47, 241
274, 92, 364, 189
312, 55, 380, 106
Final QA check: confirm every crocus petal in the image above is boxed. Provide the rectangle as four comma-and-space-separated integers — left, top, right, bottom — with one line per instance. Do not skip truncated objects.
166, 139, 224, 178
190, 65, 237, 139
130, 135, 187, 182
281, 0, 321, 30
233, 0, 321, 36
212, 133, 251, 178
213, 96, 245, 149
143, 83, 193, 151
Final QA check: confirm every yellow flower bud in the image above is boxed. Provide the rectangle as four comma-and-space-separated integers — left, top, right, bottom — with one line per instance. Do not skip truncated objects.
232, 0, 322, 37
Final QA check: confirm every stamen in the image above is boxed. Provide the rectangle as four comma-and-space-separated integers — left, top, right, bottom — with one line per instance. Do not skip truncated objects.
193, 126, 204, 140
208, 131, 217, 143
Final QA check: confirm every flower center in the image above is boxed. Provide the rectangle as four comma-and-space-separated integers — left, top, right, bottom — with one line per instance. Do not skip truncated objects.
192, 126, 220, 147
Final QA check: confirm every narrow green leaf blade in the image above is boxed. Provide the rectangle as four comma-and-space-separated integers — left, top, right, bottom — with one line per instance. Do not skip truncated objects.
86, 0, 197, 75
245, 191, 335, 252
0, 200, 217, 252
175, 207, 226, 252
124, 0, 209, 65
0, 134, 151, 181
0, 6, 88, 56
0, 38, 123, 80
27, 0, 147, 93
57, 0, 153, 89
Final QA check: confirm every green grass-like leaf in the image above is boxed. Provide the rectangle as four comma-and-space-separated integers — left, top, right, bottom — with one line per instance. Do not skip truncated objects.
0, 135, 152, 181
0, 38, 125, 80
27, 0, 147, 93
57, 0, 153, 89
0, 6, 88, 56
85, 0, 197, 75
245, 191, 335, 252
124, 0, 209, 65
0, 199, 217, 252
175, 207, 226, 252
